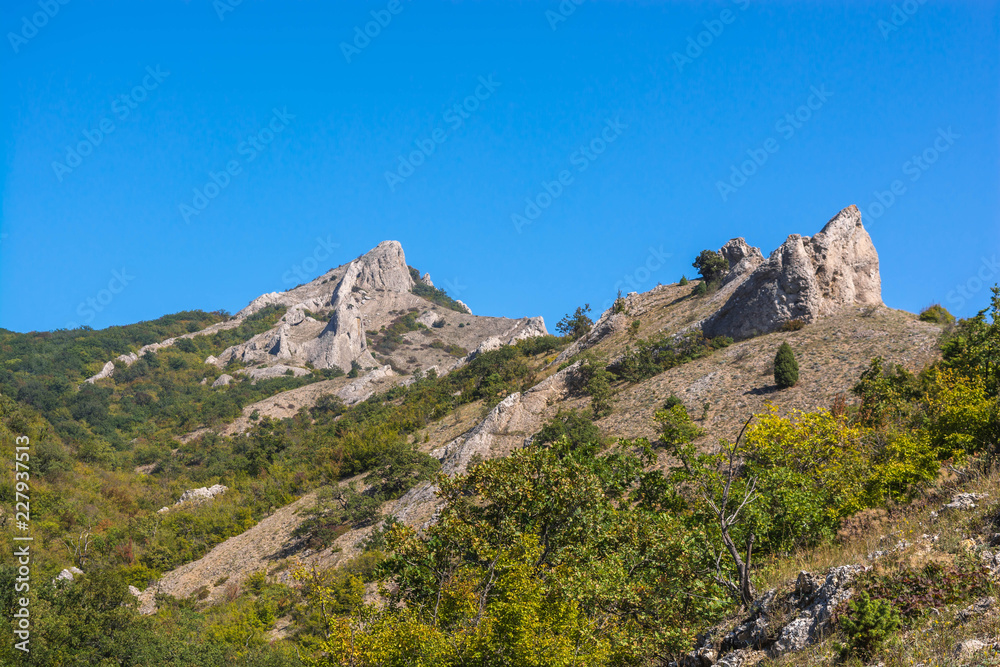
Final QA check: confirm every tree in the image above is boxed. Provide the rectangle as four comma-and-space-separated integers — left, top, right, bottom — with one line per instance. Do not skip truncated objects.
679, 275, 689, 286
773, 342, 799, 388
692, 250, 728, 286
556, 304, 593, 340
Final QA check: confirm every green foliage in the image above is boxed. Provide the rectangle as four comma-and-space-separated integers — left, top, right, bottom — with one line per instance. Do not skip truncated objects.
679, 275, 689, 286
371, 311, 423, 354
919, 303, 955, 325
655, 404, 704, 448
613, 331, 732, 383
838, 591, 901, 659
693, 280, 708, 296
556, 304, 593, 339
574, 358, 614, 418
692, 249, 728, 285
534, 409, 604, 449
308, 433, 727, 664
773, 342, 799, 388
940, 285, 1000, 396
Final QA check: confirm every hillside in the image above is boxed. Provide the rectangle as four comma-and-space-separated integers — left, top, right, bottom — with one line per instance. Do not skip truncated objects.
1, 204, 997, 666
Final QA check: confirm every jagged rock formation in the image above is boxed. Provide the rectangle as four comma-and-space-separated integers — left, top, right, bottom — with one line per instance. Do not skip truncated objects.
702, 205, 882, 340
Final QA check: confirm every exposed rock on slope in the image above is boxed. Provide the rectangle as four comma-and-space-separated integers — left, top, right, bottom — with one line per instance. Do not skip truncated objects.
703, 205, 882, 339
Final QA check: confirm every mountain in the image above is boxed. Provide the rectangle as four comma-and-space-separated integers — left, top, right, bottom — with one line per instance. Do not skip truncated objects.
135, 205, 943, 600
2, 204, 994, 667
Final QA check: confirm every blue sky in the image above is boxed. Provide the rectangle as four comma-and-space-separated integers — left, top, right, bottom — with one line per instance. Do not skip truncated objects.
1, 0, 997, 333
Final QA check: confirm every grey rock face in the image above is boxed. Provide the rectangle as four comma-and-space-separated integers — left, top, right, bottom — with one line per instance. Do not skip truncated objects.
770, 566, 864, 655
703, 206, 882, 340
301, 241, 413, 371
421, 272, 434, 287
212, 374, 234, 387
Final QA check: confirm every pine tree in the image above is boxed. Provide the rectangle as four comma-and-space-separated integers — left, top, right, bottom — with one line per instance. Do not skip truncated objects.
774, 342, 799, 388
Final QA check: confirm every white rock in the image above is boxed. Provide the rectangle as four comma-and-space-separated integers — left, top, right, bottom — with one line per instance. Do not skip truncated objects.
212, 374, 234, 387
703, 205, 883, 339
84, 361, 115, 384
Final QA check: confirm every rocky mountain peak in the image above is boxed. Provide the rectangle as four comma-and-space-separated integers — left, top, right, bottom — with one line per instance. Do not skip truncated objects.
702, 205, 883, 340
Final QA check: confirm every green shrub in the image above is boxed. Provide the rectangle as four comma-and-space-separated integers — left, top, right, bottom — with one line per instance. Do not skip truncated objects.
773, 342, 799, 388
839, 591, 901, 659
693, 281, 708, 296
919, 303, 955, 325
780, 319, 806, 332
692, 249, 728, 285
679, 275, 688, 286
557, 304, 593, 340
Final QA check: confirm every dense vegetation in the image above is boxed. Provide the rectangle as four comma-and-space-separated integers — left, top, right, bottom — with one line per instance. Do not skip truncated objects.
296, 287, 1000, 665
1, 287, 997, 665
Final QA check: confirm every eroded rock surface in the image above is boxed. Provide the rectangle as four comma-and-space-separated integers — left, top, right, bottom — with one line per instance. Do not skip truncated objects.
703, 206, 882, 339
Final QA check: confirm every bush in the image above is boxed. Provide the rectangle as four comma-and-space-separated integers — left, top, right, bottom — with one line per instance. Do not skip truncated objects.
679, 275, 688, 286
839, 591, 901, 659
919, 303, 955, 325
773, 342, 799, 388
780, 319, 806, 332
693, 281, 708, 296
556, 305, 593, 340
692, 249, 728, 285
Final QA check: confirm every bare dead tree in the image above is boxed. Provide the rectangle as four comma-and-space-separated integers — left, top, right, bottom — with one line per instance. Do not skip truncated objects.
693, 416, 759, 608
61, 525, 93, 569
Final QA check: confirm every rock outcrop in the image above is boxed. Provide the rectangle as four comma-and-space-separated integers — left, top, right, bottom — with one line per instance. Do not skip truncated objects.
158, 484, 228, 513
702, 205, 882, 340
676, 564, 865, 666
84, 361, 115, 384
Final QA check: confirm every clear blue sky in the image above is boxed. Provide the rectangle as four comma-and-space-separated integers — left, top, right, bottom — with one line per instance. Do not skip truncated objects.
1, 1, 998, 333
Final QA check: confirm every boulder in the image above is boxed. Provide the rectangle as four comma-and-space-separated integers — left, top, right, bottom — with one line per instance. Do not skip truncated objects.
702, 205, 882, 340
54, 566, 84, 583
212, 374, 234, 387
